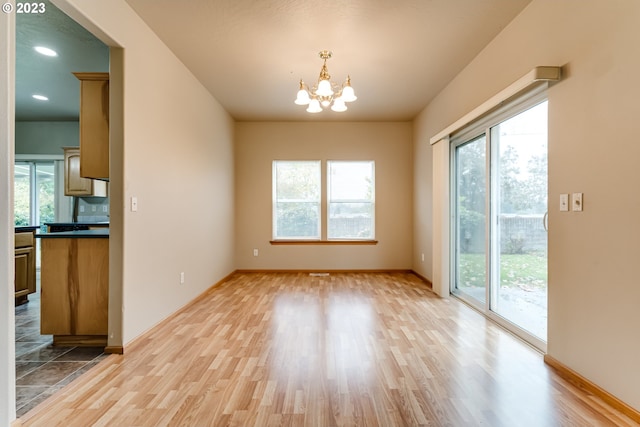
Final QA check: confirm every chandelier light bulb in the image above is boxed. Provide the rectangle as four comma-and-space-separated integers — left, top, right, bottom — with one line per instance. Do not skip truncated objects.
306, 99, 322, 113
331, 98, 347, 112
295, 89, 310, 105
341, 84, 357, 103
316, 79, 333, 97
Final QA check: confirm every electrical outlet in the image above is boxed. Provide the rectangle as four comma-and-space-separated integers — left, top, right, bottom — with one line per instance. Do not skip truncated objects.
92, 205, 97, 212
253, 249, 259, 257
102, 205, 108, 212
131, 196, 138, 212
79, 205, 85, 213
180, 272, 185, 284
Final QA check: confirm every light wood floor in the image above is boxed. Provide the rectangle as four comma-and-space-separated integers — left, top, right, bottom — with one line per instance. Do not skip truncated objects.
19, 272, 637, 426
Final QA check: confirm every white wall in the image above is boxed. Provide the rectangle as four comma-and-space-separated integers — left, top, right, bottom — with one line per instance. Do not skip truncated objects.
235, 122, 413, 270
51, 0, 236, 346
0, 8, 16, 426
412, 115, 433, 282
414, 0, 640, 411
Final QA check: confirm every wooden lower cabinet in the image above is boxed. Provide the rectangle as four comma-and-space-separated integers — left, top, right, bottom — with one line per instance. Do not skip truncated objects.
40, 237, 109, 346
15, 231, 36, 305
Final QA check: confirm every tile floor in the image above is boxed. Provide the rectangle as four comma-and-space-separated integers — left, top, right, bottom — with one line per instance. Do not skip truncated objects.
14, 271, 108, 417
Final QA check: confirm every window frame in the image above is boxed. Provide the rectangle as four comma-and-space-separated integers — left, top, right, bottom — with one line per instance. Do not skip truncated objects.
271, 160, 378, 245
326, 160, 375, 240
14, 160, 57, 227
272, 160, 322, 240
449, 91, 549, 352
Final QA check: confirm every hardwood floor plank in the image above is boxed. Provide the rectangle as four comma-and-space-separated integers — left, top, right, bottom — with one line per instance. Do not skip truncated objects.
19, 272, 639, 426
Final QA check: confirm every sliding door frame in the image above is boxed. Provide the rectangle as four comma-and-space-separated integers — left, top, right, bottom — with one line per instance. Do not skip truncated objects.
449, 88, 549, 352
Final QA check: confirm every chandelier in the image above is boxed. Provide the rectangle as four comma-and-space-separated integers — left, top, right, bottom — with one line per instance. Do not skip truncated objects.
294, 50, 357, 113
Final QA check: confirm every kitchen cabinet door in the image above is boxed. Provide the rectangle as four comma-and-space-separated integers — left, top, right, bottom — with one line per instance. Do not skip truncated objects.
73, 72, 109, 180
15, 231, 36, 304
64, 147, 107, 197
40, 237, 109, 342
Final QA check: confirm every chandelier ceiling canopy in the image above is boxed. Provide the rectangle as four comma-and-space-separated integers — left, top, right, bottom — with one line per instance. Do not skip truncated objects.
294, 50, 357, 113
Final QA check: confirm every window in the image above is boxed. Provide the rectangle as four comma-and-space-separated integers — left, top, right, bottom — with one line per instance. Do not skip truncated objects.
14, 161, 55, 226
273, 160, 375, 241
272, 161, 321, 239
328, 161, 375, 239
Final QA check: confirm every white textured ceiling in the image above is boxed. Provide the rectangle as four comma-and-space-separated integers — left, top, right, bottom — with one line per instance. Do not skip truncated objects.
16, 0, 532, 122
125, 0, 532, 121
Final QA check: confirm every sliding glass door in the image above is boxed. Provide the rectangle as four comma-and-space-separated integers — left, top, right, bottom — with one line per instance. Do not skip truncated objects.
452, 101, 548, 348
14, 161, 55, 226
490, 104, 548, 340
453, 135, 487, 306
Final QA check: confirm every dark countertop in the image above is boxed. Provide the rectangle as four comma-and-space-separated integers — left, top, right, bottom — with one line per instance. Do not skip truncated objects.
44, 222, 110, 227
15, 226, 40, 233
36, 229, 109, 239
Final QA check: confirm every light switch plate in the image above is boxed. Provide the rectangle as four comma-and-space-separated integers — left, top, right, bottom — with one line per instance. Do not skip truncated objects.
560, 194, 569, 211
572, 193, 583, 212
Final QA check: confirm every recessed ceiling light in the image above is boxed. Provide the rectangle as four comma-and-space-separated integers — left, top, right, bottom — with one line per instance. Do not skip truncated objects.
34, 46, 58, 57
32, 94, 49, 101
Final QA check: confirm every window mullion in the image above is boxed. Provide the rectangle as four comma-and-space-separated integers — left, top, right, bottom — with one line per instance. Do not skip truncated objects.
30, 162, 37, 225
321, 160, 327, 240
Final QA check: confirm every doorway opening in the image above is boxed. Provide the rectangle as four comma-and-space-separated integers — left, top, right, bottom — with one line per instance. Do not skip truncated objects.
14, 0, 111, 416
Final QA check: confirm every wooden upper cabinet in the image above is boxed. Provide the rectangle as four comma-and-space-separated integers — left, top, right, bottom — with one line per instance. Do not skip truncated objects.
74, 72, 109, 180
64, 147, 107, 197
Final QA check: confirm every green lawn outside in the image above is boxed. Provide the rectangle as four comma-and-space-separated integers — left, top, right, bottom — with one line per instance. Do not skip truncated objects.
459, 253, 547, 288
